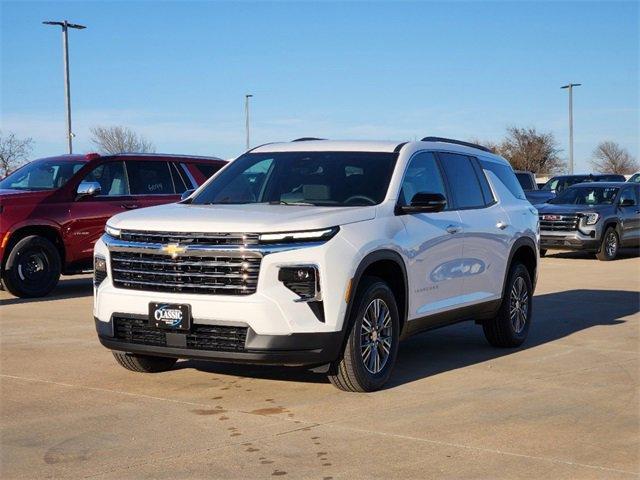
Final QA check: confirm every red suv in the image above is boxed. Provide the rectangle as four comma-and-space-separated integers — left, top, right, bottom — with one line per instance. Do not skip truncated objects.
0, 153, 226, 298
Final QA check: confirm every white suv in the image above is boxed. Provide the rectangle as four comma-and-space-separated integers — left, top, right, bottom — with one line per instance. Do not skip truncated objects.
94, 137, 539, 392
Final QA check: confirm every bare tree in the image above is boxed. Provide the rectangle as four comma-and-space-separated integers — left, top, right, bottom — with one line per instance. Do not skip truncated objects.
590, 141, 638, 174
497, 127, 564, 174
0, 131, 34, 177
90, 125, 155, 154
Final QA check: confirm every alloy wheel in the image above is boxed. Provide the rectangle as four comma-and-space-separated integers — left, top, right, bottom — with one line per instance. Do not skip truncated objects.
360, 298, 393, 374
509, 276, 529, 334
605, 231, 618, 258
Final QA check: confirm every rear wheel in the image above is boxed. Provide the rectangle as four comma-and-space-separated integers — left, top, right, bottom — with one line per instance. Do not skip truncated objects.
596, 227, 618, 261
328, 277, 400, 392
112, 352, 177, 373
483, 262, 532, 348
2, 235, 61, 298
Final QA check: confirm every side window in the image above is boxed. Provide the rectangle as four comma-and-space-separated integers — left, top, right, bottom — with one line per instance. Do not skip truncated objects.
126, 161, 174, 195
619, 187, 638, 206
470, 157, 495, 205
479, 159, 526, 200
169, 163, 188, 193
438, 153, 485, 209
80, 161, 129, 196
399, 152, 447, 206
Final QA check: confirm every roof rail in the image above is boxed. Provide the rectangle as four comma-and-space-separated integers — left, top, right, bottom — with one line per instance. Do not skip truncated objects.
291, 137, 326, 142
420, 136, 492, 153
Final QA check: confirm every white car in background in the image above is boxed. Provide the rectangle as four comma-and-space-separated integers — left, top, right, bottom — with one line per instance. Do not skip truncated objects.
94, 137, 539, 392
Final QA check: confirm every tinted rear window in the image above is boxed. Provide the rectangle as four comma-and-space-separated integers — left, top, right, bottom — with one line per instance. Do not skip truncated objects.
515, 172, 535, 190
480, 160, 526, 200
438, 153, 486, 208
126, 161, 174, 195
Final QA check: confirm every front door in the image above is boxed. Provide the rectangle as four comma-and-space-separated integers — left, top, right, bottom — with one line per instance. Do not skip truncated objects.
65, 160, 133, 268
397, 151, 465, 321
618, 186, 640, 246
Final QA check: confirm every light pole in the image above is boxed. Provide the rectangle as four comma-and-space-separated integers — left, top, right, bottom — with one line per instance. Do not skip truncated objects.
43, 20, 86, 154
561, 83, 581, 174
245, 94, 253, 150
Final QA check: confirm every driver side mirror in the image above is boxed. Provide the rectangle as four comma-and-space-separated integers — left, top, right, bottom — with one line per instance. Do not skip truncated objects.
398, 192, 447, 214
620, 198, 636, 207
76, 181, 101, 200
181, 189, 195, 201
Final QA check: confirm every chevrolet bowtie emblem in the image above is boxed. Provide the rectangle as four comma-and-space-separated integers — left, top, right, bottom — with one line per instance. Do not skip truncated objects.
162, 243, 186, 258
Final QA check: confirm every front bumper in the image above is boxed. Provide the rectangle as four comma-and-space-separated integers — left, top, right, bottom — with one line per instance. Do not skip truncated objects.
96, 315, 343, 367
540, 230, 600, 251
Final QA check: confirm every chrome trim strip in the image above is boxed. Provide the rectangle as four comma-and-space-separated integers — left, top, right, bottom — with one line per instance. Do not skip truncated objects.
103, 235, 324, 258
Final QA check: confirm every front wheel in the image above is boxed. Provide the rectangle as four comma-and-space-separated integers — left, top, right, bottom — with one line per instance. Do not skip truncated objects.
2, 235, 61, 298
483, 262, 532, 348
112, 352, 177, 373
596, 227, 619, 261
328, 277, 400, 392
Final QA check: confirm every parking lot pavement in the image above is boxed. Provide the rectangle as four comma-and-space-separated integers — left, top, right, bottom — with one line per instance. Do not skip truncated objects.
1, 252, 639, 479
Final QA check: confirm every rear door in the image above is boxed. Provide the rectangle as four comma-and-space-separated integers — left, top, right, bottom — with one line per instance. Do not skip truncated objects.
397, 151, 465, 320
66, 160, 133, 266
124, 160, 180, 209
438, 152, 510, 306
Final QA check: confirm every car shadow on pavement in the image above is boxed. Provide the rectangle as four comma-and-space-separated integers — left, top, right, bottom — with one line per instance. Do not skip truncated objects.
179, 289, 639, 389
545, 248, 639, 260
0, 276, 93, 307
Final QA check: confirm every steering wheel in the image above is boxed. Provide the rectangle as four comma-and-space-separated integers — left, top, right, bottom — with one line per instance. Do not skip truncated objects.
344, 195, 376, 206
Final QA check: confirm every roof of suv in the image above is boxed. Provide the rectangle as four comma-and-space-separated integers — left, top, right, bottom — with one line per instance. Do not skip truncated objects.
568, 181, 631, 188
252, 139, 502, 159
35, 153, 224, 163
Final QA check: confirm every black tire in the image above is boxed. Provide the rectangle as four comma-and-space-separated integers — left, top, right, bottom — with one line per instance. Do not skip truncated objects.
328, 277, 400, 392
483, 262, 532, 348
112, 351, 177, 373
539, 249, 547, 258
596, 227, 619, 261
2, 235, 61, 298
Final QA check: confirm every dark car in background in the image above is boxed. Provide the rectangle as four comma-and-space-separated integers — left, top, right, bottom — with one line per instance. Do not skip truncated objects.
526, 173, 627, 205
0, 153, 226, 298
537, 182, 639, 260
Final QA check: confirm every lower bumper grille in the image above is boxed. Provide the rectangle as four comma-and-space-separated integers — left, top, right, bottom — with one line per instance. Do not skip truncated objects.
113, 316, 248, 352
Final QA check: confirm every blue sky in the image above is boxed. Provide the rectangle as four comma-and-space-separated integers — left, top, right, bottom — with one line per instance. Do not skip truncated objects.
1, 1, 638, 172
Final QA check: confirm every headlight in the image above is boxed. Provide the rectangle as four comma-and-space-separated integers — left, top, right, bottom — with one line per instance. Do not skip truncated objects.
582, 213, 599, 225
105, 224, 121, 238
259, 226, 339, 243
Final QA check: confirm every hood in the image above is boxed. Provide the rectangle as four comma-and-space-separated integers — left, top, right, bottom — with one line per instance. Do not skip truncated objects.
536, 203, 610, 214
108, 202, 377, 233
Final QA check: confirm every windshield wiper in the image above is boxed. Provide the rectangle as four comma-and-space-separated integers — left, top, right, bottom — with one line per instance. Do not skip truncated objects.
269, 200, 315, 206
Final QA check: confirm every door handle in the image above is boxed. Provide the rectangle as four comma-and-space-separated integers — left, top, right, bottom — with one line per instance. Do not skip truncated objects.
446, 225, 462, 234
121, 203, 140, 210
496, 221, 509, 230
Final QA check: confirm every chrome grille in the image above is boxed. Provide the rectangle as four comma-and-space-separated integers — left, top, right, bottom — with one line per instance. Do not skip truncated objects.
111, 251, 261, 295
119, 230, 260, 246
539, 214, 580, 232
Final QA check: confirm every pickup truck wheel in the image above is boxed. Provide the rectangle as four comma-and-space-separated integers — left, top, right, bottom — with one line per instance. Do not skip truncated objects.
2, 235, 61, 298
112, 352, 177, 373
539, 249, 547, 257
596, 227, 618, 261
483, 262, 532, 348
328, 277, 400, 392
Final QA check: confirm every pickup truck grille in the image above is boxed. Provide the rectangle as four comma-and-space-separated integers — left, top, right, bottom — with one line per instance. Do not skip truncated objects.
113, 316, 247, 352
539, 214, 580, 232
110, 251, 261, 295
119, 230, 260, 246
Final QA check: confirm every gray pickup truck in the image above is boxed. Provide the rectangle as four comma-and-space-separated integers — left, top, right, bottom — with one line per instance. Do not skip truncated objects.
537, 182, 640, 260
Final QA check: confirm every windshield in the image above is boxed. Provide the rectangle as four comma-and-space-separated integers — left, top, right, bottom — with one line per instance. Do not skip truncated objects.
549, 186, 619, 205
191, 151, 398, 206
542, 176, 587, 192
0, 159, 86, 191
